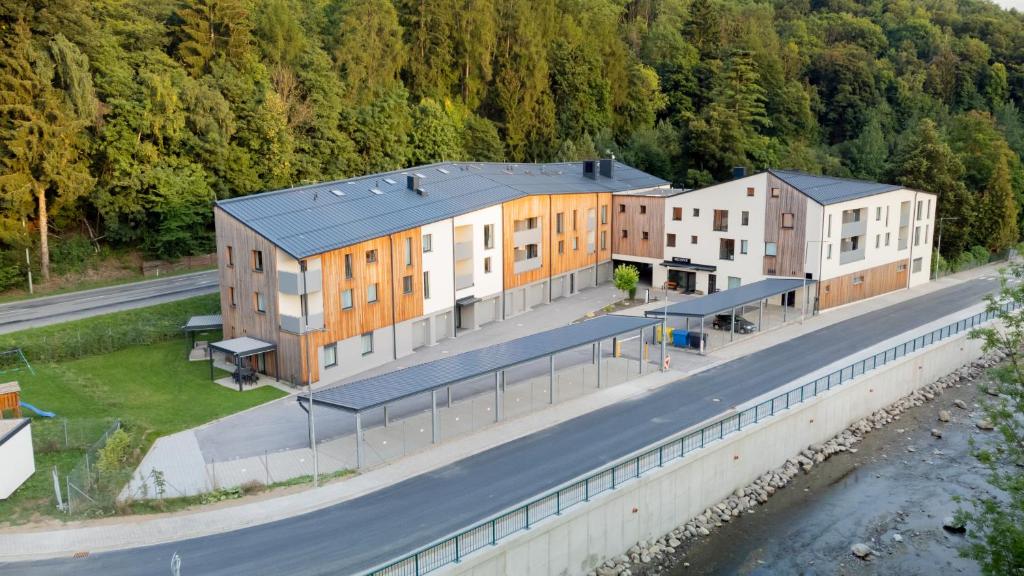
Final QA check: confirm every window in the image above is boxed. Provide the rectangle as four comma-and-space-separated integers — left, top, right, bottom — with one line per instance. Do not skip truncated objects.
641, 232, 648, 241
556, 212, 564, 234
885, 206, 890, 226
916, 200, 923, 220
925, 225, 930, 244
713, 209, 729, 232
692, 208, 700, 217
484, 257, 492, 273
741, 211, 749, 226
852, 275, 864, 286
423, 271, 431, 299
912, 257, 923, 273
600, 231, 606, 250
619, 204, 626, 213
897, 262, 907, 272
404, 237, 412, 267
876, 207, 882, 221
719, 238, 735, 260
341, 289, 353, 310
746, 187, 755, 197
361, 332, 373, 356
927, 199, 932, 218
526, 244, 539, 259
640, 205, 647, 215
367, 282, 378, 303
601, 205, 608, 224
254, 291, 266, 313
422, 234, 432, 253
344, 253, 353, 279
885, 232, 891, 246
827, 214, 832, 237
622, 229, 628, 239
914, 226, 921, 246
366, 249, 377, 263
573, 209, 578, 230
229, 286, 236, 307
875, 234, 880, 249
667, 233, 677, 247
741, 239, 748, 254
672, 207, 682, 221
226, 246, 234, 267
402, 275, 413, 294
765, 242, 777, 256
252, 250, 264, 271
484, 224, 494, 249
781, 213, 794, 229
574, 236, 580, 249
558, 240, 564, 254
324, 344, 337, 368
770, 187, 780, 198
827, 244, 832, 259
691, 235, 698, 244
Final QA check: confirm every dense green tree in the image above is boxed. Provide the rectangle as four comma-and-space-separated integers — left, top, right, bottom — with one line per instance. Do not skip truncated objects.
408, 99, 464, 165
977, 154, 1019, 253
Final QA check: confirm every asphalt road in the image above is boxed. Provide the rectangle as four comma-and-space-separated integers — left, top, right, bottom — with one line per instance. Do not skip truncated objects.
0, 270, 219, 334
2, 278, 997, 576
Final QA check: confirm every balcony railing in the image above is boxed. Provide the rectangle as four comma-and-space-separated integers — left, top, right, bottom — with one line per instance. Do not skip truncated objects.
839, 247, 865, 265
454, 241, 473, 262
280, 312, 324, 334
278, 269, 322, 295
513, 257, 542, 274
514, 227, 542, 248
455, 273, 474, 290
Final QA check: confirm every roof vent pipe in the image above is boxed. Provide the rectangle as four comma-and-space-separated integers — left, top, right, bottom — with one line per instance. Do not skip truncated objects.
407, 174, 421, 191
732, 166, 746, 180
599, 158, 614, 178
583, 160, 598, 180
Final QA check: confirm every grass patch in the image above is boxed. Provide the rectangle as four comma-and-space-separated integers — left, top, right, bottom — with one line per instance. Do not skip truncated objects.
0, 338, 285, 524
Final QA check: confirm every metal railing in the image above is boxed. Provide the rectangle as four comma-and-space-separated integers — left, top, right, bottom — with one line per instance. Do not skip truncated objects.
367, 302, 1014, 576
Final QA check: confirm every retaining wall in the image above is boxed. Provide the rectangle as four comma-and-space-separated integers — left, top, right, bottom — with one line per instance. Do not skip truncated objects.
444, 327, 985, 576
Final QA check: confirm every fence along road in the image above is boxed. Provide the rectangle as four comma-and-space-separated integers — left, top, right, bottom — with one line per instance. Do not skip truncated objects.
0, 270, 218, 334
5, 277, 999, 576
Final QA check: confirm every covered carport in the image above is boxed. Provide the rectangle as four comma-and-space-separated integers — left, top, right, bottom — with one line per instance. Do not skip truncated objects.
300, 314, 660, 469
646, 277, 815, 354
181, 314, 222, 359
208, 336, 278, 390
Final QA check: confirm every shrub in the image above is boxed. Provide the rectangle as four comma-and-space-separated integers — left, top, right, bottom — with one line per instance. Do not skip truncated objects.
614, 263, 640, 300
96, 428, 132, 473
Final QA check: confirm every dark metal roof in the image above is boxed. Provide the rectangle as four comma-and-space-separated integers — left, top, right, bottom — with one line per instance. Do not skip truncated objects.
210, 336, 277, 358
217, 161, 668, 258
182, 314, 223, 332
768, 169, 903, 205
660, 260, 717, 272
645, 278, 813, 318
301, 314, 660, 412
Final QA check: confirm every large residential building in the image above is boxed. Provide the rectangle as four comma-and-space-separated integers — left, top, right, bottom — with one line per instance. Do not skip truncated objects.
214, 160, 668, 384
616, 169, 936, 310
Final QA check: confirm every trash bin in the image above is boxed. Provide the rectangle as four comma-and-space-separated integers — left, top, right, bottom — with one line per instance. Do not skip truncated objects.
656, 326, 675, 344
687, 331, 707, 349
673, 329, 689, 348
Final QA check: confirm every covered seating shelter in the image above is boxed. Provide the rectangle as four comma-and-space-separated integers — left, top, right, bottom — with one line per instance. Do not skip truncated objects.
208, 336, 278, 390
300, 314, 660, 468
646, 277, 815, 354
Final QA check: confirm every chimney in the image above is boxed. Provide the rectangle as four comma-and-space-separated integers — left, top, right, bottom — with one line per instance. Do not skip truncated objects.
416, 186, 428, 197
731, 166, 747, 180
407, 174, 421, 191
599, 158, 614, 178
583, 160, 597, 180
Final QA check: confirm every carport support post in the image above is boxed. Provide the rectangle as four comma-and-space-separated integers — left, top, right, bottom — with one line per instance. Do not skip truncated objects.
383, 405, 389, 428
447, 386, 453, 408
592, 342, 597, 364
431, 390, 440, 443
699, 316, 706, 355
549, 354, 555, 404
355, 412, 364, 469
596, 341, 603, 387
638, 329, 645, 374
730, 307, 736, 342
783, 295, 788, 322
758, 299, 764, 332
494, 371, 503, 422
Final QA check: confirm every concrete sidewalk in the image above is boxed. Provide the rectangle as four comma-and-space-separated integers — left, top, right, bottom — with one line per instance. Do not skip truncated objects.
0, 263, 1005, 562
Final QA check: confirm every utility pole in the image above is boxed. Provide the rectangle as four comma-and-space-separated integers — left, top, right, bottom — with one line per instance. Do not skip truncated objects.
660, 281, 669, 371
23, 220, 32, 294
936, 217, 959, 279
302, 261, 319, 487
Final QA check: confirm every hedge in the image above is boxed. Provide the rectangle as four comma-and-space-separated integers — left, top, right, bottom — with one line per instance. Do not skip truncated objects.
0, 293, 221, 364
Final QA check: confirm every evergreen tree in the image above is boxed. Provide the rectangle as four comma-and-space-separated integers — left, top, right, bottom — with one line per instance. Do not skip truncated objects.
979, 154, 1019, 252
176, 0, 254, 76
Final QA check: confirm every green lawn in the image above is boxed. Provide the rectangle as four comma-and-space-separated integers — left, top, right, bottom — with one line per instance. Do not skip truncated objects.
0, 338, 285, 524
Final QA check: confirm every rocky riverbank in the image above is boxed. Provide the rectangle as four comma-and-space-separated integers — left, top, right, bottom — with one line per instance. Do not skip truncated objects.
588, 351, 1005, 576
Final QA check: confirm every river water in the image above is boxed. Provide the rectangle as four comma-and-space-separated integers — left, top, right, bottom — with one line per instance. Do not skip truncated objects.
648, 376, 999, 576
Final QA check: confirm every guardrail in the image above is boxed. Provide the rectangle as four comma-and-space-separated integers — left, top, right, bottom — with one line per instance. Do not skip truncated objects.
368, 301, 1013, 576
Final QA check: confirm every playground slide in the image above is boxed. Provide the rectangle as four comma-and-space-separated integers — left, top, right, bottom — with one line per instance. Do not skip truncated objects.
19, 401, 56, 418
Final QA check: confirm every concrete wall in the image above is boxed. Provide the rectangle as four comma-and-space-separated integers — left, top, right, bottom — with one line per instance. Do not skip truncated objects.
0, 419, 34, 500
454, 205, 504, 302
423, 220, 456, 316
443, 328, 984, 576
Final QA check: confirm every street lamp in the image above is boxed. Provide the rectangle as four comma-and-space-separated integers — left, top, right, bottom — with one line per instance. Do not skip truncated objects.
660, 281, 670, 371
801, 239, 825, 323
936, 217, 959, 279
302, 262, 320, 488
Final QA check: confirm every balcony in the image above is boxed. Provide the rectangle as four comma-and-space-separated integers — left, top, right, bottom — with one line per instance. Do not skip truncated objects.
514, 257, 542, 274
455, 273, 474, 290
514, 227, 542, 248
840, 218, 866, 239
280, 312, 325, 334
278, 269, 322, 295
839, 247, 865, 265
454, 240, 473, 262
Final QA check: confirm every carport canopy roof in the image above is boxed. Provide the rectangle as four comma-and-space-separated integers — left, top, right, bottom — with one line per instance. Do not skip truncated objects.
301, 314, 660, 413
209, 336, 276, 358
645, 278, 814, 319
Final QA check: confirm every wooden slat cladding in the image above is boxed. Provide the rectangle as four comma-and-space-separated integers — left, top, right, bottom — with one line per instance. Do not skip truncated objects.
610, 195, 664, 260
214, 208, 280, 343
764, 174, 806, 276
503, 195, 551, 288
550, 193, 605, 275
818, 259, 909, 309
389, 228, 424, 323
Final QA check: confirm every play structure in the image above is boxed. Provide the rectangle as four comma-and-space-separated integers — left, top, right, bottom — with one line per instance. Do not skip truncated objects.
0, 381, 55, 419
0, 348, 34, 375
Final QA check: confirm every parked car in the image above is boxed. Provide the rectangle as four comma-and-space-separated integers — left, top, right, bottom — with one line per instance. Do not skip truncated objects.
711, 313, 756, 333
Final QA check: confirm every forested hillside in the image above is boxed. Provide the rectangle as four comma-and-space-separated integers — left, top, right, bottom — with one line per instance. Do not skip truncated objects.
1, 0, 1023, 285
